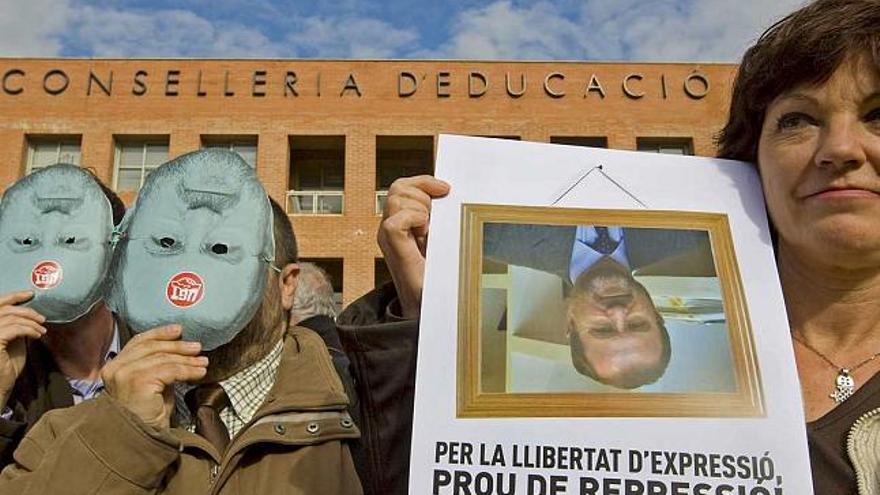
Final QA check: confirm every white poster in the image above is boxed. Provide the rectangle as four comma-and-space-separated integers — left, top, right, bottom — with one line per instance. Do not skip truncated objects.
411, 135, 811, 494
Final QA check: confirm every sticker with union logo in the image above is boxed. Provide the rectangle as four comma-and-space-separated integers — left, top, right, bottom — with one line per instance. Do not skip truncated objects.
31, 261, 63, 290
166, 271, 205, 308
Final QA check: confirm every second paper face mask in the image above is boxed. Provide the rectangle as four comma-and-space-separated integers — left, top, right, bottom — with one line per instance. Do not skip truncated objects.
0, 164, 114, 323
109, 149, 275, 351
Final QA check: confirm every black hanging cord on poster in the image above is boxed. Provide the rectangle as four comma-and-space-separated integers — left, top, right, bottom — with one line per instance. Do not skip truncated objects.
550, 165, 649, 209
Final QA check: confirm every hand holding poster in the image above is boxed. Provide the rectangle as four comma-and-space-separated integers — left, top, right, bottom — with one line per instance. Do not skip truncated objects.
411, 135, 812, 494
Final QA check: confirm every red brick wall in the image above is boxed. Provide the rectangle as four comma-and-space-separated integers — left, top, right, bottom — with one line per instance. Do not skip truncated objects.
0, 59, 736, 304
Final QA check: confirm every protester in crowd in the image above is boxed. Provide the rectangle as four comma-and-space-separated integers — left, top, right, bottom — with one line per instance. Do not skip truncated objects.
290, 262, 352, 382
338, 0, 880, 493
0, 150, 361, 494
337, 176, 447, 495
717, 1, 880, 491
0, 165, 127, 467
291, 262, 339, 325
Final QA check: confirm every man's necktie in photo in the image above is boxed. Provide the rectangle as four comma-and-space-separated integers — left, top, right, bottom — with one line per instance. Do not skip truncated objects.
590, 226, 621, 255
569, 225, 629, 283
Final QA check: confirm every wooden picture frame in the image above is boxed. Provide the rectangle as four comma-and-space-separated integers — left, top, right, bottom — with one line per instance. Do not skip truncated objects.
457, 204, 764, 418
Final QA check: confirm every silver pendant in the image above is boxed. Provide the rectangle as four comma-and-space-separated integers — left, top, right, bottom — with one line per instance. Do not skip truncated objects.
830, 368, 856, 403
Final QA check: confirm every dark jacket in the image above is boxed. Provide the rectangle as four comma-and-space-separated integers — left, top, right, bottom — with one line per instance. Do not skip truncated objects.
337, 283, 418, 495
0, 317, 133, 467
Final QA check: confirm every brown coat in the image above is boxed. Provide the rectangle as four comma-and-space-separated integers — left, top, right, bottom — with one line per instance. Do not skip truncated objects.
0, 325, 363, 495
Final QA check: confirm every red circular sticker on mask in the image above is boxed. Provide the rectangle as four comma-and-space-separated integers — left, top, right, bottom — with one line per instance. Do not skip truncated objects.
31, 261, 63, 290
166, 272, 205, 308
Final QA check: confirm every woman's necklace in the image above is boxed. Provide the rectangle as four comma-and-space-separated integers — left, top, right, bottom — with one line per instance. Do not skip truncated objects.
791, 332, 880, 403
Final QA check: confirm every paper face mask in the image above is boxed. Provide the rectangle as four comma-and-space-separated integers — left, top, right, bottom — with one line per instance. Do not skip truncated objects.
108, 149, 275, 351
0, 164, 114, 323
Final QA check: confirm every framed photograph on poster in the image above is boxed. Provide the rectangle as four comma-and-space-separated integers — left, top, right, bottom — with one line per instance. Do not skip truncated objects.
408, 135, 813, 495
457, 205, 763, 417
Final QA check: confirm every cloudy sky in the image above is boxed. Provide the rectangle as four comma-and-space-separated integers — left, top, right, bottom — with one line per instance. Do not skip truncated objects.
0, 0, 806, 61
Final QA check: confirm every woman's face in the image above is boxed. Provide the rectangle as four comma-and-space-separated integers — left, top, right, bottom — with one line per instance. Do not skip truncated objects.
757, 56, 880, 268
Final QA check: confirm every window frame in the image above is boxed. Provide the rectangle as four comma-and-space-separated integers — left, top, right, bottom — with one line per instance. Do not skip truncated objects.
288, 135, 346, 216
112, 138, 170, 192
25, 137, 82, 174
201, 136, 258, 168
375, 135, 435, 214
636, 137, 694, 156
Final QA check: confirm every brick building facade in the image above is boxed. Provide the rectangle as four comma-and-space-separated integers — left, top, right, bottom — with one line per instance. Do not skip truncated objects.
0, 59, 736, 305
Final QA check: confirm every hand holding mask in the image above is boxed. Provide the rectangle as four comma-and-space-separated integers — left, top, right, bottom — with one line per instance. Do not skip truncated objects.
0, 291, 47, 406
100, 324, 207, 430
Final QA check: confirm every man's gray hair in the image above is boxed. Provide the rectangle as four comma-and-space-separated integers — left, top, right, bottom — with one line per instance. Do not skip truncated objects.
290, 262, 337, 324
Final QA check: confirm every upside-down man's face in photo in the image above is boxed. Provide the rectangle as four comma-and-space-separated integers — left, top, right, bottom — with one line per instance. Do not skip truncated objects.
566, 258, 669, 389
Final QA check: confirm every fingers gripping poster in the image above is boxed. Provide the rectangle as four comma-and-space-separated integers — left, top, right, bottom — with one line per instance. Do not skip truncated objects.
412, 135, 812, 494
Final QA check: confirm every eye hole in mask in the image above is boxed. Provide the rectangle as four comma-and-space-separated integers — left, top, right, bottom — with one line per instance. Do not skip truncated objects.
10, 235, 40, 252
203, 239, 243, 263
145, 234, 184, 255
57, 232, 92, 251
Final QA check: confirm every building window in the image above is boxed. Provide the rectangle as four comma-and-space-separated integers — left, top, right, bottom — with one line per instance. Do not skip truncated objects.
636, 137, 693, 155
299, 257, 344, 313
114, 137, 169, 191
26, 137, 81, 174
550, 136, 608, 148
202, 136, 258, 168
376, 136, 434, 214
288, 136, 345, 215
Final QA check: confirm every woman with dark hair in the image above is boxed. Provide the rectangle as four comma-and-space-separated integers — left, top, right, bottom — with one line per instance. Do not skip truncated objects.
717, 0, 880, 492
342, 0, 880, 493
